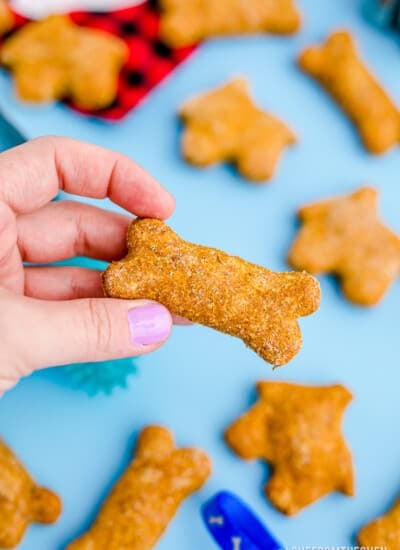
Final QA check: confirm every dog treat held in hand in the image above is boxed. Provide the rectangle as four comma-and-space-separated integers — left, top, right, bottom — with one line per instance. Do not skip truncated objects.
67, 426, 211, 550
298, 30, 400, 154
0, 1, 13, 35
103, 218, 320, 366
225, 382, 354, 515
0, 14, 128, 109
358, 498, 400, 550
0, 438, 61, 548
288, 186, 400, 306
179, 78, 297, 182
159, 0, 301, 47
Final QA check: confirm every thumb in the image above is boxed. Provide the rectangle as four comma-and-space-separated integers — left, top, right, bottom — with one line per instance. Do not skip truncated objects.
13, 296, 173, 371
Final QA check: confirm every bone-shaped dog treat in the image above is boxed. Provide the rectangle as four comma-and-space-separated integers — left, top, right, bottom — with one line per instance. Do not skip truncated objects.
298, 30, 400, 154
288, 186, 400, 306
225, 382, 355, 515
0, 1, 13, 35
180, 78, 297, 182
159, 0, 301, 48
0, 438, 61, 548
0, 15, 128, 109
67, 426, 211, 550
103, 218, 321, 366
358, 497, 400, 550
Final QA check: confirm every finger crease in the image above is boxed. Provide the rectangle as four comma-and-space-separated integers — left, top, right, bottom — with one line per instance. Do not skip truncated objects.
54, 145, 67, 194
108, 157, 122, 199
74, 213, 89, 257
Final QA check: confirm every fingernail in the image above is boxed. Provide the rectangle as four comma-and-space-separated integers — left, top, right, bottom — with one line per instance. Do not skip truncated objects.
128, 303, 171, 346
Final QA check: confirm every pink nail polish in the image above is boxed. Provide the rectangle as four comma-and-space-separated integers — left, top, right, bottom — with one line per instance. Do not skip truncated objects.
128, 303, 171, 346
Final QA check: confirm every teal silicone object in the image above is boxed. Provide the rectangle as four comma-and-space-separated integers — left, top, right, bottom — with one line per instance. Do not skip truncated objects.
363, 0, 400, 29
65, 358, 137, 396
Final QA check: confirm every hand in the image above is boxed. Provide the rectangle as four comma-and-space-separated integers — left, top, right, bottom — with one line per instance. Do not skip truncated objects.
0, 136, 176, 394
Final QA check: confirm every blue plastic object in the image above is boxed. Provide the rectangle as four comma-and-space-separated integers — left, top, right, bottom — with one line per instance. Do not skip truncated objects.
202, 492, 283, 550
65, 357, 137, 395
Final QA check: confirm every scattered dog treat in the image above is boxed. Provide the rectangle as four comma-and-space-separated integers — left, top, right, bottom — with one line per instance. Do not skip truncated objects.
179, 78, 297, 182
102, 218, 321, 366
0, 14, 129, 109
0, 1, 13, 35
358, 498, 400, 550
0, 438, 61, 548
159, 0, 301, 48
298, 30, 400, 154
67, 426, 211, 550
288, 186, 400, 306
225, 382, 354, 515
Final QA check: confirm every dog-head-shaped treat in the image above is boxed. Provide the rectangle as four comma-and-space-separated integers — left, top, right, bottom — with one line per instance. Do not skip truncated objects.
159, 0, 301, 47
0, 438, 61, 548
299, 30, 400, 154
0, 14, 129, 109
288, 186, 400, 306
179, 78, 297, 182
67, 426, 211, 550
358, 497, 400, 550
103, 218, 321, 367
225, 382, 354, 515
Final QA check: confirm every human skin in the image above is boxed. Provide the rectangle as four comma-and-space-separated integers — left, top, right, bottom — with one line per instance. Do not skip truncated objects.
0, 136, 180, 395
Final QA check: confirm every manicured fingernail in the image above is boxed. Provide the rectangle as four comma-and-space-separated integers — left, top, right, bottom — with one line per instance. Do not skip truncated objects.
128, 303, 171, 346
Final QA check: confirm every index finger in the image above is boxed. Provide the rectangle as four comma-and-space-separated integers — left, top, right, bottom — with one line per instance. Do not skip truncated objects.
0, 136, 175, 217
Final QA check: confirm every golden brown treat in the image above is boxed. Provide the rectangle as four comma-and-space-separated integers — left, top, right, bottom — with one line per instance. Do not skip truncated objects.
298, 30, 400, 154
159, 0, 301, 47
180, 78, 297, 182
103, 218, 320, 366
0, 1, 13, 35
0, 15, 128, 109
0, 438, 61, 548
67, 426, 211, 550
225, 382, 354, 515
358, 498, 400, 550
288, 186, 400, 306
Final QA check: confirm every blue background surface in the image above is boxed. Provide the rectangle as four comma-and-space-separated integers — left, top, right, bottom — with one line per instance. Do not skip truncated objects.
0, 0, 400, 547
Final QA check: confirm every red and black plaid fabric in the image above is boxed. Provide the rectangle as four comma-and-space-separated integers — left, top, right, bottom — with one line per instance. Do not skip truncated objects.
2, 1, 198, 121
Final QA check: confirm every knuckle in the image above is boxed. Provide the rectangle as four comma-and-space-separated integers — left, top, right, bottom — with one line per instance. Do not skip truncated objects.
81, 299, 114, 355
74, 210, 88, 257
31, 135, 58, 147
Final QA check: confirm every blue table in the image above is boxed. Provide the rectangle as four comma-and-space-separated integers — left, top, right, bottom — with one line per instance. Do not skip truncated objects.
0, 0, 400, 547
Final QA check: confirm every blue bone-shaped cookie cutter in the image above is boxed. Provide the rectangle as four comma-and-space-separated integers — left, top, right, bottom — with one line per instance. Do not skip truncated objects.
202, 491, 283, 550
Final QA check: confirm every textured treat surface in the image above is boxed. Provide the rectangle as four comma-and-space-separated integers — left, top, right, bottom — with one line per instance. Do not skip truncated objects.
299, 30, 400, 154
0, 14, 129, 109
288, 186, 400, 306
225, 382, 354, 515
67, 426, 211, 550
0, 0, 13, 35
160, 0, 301, 47
180, 78, 296, 182
358, 498, 400, 550
0, 439, 61, 548
103, 218, 321, 366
